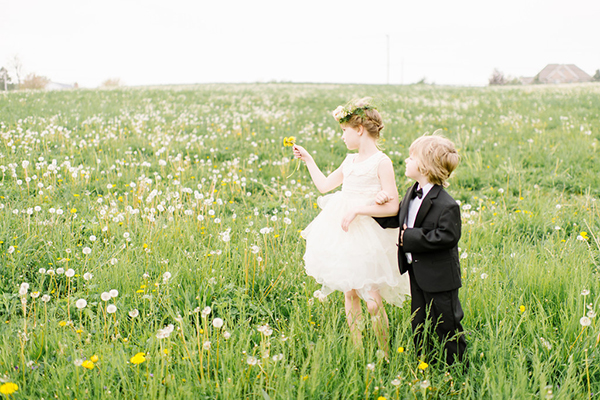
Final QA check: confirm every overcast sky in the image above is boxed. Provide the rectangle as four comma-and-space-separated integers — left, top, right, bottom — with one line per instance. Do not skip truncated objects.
2, 0, 599, 87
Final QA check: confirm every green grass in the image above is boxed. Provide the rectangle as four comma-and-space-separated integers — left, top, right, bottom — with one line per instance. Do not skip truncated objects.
0, 82, 599, 399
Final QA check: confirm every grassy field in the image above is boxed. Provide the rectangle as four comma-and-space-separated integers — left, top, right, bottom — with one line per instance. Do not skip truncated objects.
0, 83, 599, 399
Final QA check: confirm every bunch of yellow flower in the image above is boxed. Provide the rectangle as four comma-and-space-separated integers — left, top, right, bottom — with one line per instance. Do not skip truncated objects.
283, 136, 296, 147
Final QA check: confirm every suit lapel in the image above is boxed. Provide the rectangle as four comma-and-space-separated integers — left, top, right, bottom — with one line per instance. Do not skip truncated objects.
414, 185, 442, 227
398, 183, 417, 226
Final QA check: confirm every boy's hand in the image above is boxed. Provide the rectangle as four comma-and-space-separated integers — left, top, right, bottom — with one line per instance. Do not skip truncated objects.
375, 190, 393, 205
341, 209, 358, 232
400, 224, 407, 246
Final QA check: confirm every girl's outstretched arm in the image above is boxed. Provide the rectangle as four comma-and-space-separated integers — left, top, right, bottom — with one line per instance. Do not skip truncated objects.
341, 157, 399, 231
293, 144, 343, 193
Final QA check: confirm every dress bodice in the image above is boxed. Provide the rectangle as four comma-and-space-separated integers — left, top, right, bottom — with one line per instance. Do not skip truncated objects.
341, 151, 388, 197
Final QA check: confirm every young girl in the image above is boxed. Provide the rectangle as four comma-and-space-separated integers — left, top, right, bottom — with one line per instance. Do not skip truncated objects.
293, 98, 410, 355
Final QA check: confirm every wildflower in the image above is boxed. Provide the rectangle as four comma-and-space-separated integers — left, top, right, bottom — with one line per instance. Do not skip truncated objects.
201, 306, 211, 318
420, 380, 430, 389
81, 360, 94, 370
257, 324, 273, 336
313, 290, 327, 302
223, 331, 231, 339
539, 337, 552, 350
56, 268, 65, 275
73, 358, 83, 366
129, 309, 139, 318
82, 247, 92, 255
246, 356, 258, 366
391, 378, 401, 386
75, 299, 87, 309
519, 305, 526, 313
163, 272, 171, 283
41, 294, 51, 302
480, 273, 488, 279
418, 361, 428, 370
109, 289, 119, 298
366, 363, 375, 371
580, 316, 591, 327
65, 269, 75, 278
100, 292, 111, 301
581, 289, 590, 296
91, 355, 99, 363
587, 310, 596, 318
0, 382, 18, 395
397, 347, 404, 353
59, 321, 67, 327
83, 272, 93, 280
283, 136, 296, 147
106, 304, 117, 314
212, 318, 224, 329
19, 282, 29, 296
203, 341, 211, 350
31, 291, 39, 298
130, 352, 146, 364
156, 324, 174, 339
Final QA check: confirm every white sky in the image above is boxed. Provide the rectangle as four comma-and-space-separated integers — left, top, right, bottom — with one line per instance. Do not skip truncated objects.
2, 0, 599, 87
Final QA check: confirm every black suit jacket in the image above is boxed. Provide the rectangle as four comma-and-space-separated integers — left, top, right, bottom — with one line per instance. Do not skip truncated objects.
374, 183, 462, 293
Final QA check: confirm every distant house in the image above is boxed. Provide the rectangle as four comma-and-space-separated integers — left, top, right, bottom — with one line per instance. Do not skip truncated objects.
531, 64, 592, 84
45, 81, 77, 90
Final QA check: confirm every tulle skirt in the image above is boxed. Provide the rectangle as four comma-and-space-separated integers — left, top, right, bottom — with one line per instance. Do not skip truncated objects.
301, 191, 410, 307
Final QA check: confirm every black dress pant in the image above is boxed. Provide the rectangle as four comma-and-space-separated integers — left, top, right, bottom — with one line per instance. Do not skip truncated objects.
409, 269, 467, 365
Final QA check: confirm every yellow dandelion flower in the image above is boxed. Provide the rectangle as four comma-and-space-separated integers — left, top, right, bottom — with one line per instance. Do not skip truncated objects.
397, 347, 404, 353
81, 360, 95, 370
519, 305, 526, 312
130, 352, 146, 365
283, 136, 296, 147
418, 361, 428, 370
59, 320, 67, 327
91, 355, 99, 363
0, 382, 18, 395
70, 208, 77, 214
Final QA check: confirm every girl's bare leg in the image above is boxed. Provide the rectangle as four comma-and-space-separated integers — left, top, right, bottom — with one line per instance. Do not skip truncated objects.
366, 290, 390, 358
344, 289, 363, 348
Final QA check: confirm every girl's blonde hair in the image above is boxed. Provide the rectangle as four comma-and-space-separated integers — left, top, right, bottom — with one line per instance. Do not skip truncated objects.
339, 97, 385, 139
409, 131, 460, 187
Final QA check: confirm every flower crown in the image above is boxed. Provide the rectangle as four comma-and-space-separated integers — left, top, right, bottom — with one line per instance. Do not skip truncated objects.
331, 102, 376, 124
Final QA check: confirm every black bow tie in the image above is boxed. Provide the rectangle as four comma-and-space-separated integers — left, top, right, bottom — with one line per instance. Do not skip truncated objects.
412, 187, 423, 199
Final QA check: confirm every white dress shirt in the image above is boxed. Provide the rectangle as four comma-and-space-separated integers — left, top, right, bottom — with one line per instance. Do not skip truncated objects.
405, 182, 434, 264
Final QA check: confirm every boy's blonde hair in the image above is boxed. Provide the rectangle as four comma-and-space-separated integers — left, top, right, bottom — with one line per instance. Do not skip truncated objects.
409, 131, 460, 187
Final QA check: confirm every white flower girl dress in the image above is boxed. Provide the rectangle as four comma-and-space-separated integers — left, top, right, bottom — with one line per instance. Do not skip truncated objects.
302, 151, 410, 306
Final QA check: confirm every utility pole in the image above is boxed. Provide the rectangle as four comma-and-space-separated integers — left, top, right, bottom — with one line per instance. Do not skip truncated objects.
386, 34, 390, 85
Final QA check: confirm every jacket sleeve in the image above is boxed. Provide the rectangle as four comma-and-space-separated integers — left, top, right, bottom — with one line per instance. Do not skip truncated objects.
402, 204, 461, 252
373, 203, 401, 229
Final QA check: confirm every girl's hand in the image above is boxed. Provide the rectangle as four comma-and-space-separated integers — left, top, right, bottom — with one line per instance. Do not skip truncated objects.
341, 209, 358, 232
400, 224, 407, 246
293, 144, 310, 162
375, 190, 393, 205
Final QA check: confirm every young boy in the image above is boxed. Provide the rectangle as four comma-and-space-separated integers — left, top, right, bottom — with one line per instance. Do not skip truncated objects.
374, 133, 467, 366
